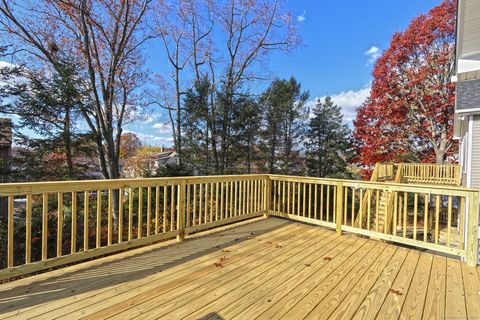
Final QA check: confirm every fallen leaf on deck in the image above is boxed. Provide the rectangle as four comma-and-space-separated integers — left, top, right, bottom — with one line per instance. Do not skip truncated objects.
389, 288, 403, 296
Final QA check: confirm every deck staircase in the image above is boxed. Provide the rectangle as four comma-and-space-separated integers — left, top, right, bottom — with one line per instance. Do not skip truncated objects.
371, 190, 393, 232
354, 164, 401, 232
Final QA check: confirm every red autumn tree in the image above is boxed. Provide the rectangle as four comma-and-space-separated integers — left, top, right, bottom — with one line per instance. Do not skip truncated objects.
353, 0, 457, 169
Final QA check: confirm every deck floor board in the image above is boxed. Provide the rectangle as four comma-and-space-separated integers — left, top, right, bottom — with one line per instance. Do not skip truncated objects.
0, 217, 479, 320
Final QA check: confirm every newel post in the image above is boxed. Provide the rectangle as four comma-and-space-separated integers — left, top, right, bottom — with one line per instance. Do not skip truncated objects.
335, 182, 344, 235
466, 191, 479, 266
177, 180, 186, 242
264, 176, 272, 217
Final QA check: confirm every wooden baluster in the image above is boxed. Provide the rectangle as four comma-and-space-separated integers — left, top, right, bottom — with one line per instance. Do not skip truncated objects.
367, 189, 372, 230
344, 187, 348, 224
238, 181, 242, 216
26, 193, 32, 264
210, 182, 214, 221
413, 193, 418, 240
42, 193, 48, 260
186, 184, 191, 227
447, 196, 452, 247
320, 185, 324, 221
286, 182, 292, 214
435, 195, 440, 244
84, 191, 89, 250
242, 180, 246, 215
375, 190, 380, 232
199, 184, 203, 224
71, 192, 77, 253
225, 182, 229, 217
215, 182, 223, 221
297, 182, 301, 216
128, 188, 133, 240
155, 186, 160, 233
314, 184, 318, 219
359, 189, 363, 228
57, 193, 63, 257
108, 189, 113, 245
177, 181, 185, 241
273, 180, 277, 213
326, 185, 330, 222
119, 189, 124, 242
393, 192, 398, 235
163, 185, 168, 231
308, 184, 312, 218
171, 185, 176, 230
292, 182, 296, 215
336, 183, 344, 235
351, 188, 355, 227
230, 181, 234, 218
7, 195, 14, 268
424, 194, 429, 242
220, 182, 224, 219
403, 193, 408, 238
96, 190, 101, 248
147, 187, 152, 236
192, 184, 197, 226
302, 183, 306, 217
459, 197, 465, 249
138, 187, 143, 238
282, 181, 286, 213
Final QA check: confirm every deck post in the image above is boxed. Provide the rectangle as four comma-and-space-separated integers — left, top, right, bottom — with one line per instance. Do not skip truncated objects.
335, 182, 343, 235
177, 180, 186, 242
466, 191, 479, 266
264, 176, 271, 217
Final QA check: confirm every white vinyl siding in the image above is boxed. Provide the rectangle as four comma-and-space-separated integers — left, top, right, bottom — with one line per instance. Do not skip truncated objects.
471, 115, 480, 188
460, 0, 480, 57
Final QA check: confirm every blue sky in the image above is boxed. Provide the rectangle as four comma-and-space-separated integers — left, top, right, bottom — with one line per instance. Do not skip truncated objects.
3, 0, 443, 147
127, 0, 443, 146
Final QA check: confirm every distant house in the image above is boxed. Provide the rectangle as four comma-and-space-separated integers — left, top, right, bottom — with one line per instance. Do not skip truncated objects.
122, 150, 178, 178
454, 0, 480, 189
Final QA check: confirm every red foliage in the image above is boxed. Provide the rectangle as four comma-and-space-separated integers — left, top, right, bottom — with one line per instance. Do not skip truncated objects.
353, 0, 457, 168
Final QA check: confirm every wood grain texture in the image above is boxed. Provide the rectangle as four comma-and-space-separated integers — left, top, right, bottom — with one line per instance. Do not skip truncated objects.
0, 217, 478, 320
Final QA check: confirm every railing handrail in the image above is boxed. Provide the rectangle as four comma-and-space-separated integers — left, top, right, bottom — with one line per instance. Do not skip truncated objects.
0, 174, 270, 196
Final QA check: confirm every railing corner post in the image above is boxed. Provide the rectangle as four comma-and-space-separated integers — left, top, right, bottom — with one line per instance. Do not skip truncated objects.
177, 180, 186, 242
264, 175, 272, 217
335, 182, 344, 235
466, 191, 479, 267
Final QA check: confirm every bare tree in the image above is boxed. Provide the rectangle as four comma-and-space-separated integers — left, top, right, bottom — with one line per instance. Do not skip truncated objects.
216, 0, 299, 173
0, 0, 152, 180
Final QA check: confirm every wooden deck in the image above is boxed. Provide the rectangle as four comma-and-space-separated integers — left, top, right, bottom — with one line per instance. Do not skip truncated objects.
0, 217, 479, 320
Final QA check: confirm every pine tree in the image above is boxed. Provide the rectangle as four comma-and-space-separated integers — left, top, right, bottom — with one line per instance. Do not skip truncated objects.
305, 97, 351, 178
261, 77, 309, 174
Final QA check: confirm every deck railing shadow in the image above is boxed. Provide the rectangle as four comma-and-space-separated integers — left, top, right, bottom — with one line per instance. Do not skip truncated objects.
0, 218, 287, 313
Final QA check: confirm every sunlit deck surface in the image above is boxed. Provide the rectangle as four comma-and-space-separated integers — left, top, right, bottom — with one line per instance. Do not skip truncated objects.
0, 217, 479, 320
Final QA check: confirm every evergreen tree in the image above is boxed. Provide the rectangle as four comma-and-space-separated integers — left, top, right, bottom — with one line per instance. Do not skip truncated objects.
182, 77, 212, 175
261, 77, 309, 174
305, 97, 352, 178
0, 62, 94, 180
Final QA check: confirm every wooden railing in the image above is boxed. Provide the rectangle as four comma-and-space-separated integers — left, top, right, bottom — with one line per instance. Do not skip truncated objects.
0, 175, 268, 280
400, 163, 461, 186
269, 174, 479, 266
0, 173, 478, 281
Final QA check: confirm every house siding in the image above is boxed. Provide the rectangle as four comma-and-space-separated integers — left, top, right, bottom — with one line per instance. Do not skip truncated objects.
460, 0, 480, 57
471, 115, 480, 188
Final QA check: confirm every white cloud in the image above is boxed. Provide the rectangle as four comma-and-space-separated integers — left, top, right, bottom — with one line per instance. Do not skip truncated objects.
152, 122, 172, 134
364, 46, 382, 65
312, 86, 371, 124
123, 130, 174, 146
297, 11, 306, 22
